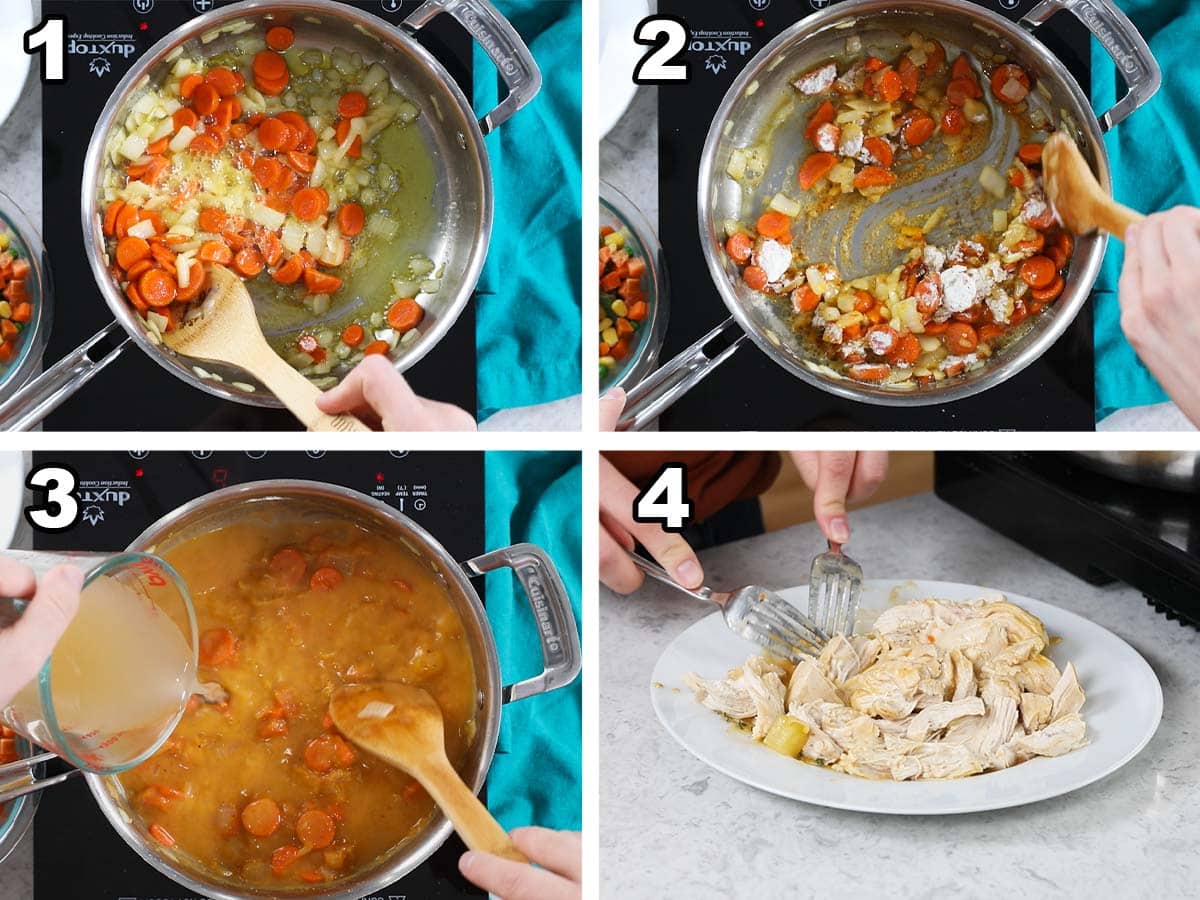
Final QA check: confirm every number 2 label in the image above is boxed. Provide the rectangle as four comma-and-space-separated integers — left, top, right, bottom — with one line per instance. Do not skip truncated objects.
633, 464, 694, 533
24, 465, 80, 533
633, 16, 690, 85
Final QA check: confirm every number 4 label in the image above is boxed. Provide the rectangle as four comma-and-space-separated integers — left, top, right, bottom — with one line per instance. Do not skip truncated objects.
633, 16, 690, 85
633, 463, 694, 533
24, 465, 80, 533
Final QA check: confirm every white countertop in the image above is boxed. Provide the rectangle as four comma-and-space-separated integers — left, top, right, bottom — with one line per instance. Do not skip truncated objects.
600, 491, 1200, 898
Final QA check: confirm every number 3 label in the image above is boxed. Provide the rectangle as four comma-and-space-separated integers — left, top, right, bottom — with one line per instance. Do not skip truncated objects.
633, 464, 694, 533
24, 465, 80, 533
633, 16, 690, 85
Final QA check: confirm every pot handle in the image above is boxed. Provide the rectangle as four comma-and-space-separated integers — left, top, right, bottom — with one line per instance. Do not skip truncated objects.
403, 0, 542, 136
617, 317, 747, 432
1020, 0, 1160, 132
464, 543, 580, 703
0, 322, 130, 432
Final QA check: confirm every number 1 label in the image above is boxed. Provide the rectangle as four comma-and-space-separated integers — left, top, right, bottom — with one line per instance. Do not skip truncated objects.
25, 16, 67, 84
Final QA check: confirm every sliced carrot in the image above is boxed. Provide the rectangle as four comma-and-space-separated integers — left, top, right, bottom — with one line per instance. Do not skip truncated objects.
179, 73, 204, 99
269, 547, 307, 584
991, 64, 1031, 104
252, 156, 284, 190
334, 118, 362, 157
138, 268, 177, 307
725, 232, 752, 263
362, 340, 390, 356
115, 204, 141, 239
1030, 275, 1064, 303
978, 323, 1006, 343
172, 107, 198, 133
304, 734, 340, 774
255, 71, 289, 97
191, 83, 219, 116
241, 798, 282, 838
337, 91, 368, 118
386, 298, 424, 331
215, 97, 241, 128
198, 627, 236, 666
188, 133, 221, 154
115, 236, 151, 270
103, 200, 125, 238
889, 332, 921, 365
125, 281, 148, 313
797, 152, 836, 190
271, 254, 306, 285
272, 845, 302, 876
175, 259, 206, 302
265, 24, 294, 50
924, 39, 947, 75
303, 268, 342, 294
628, 300, 648, 321
849, 363, 891, 382
232, 247, 265, 278
150, 245, 178, 274
337, 203, 365, 236
145, 136, 169, 155
205, 66, 240, 97
198, 207, 228, 234
742, 265, 768, 291
309, 566, 343, 591
341, 323, 365, 347
1017, 142, 1044, 165
149, 824, 175, 847
853, 165, 897, 189
945, 322, 979, 354
197, 241, 232, 265
253, 50, 287, 80
755, 211, 793, 240
902, 113, 936, 147
875, 68, 903, 102
863, 137, 893, 167
258, 230, 284, 267
792, 284, 820, 312
256, 117, 292, 151
805, 100, 836, 143
1019, 255, 1056, 289
946, 77, 981, 107
897, 55, 920, 99
291, 187, 327, 222
286, 150, 317, 174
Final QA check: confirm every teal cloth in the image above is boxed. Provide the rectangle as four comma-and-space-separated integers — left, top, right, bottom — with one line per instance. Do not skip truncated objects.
484, 451, 582, 831
474, 1, 582, 419
1092, 0, 1200, 419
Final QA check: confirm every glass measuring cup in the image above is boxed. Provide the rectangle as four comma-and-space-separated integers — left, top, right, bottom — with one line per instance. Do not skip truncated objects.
0, 551, 198, 775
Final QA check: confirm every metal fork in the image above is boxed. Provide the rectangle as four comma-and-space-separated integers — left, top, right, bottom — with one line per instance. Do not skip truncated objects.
627, 552, 828, 660
808, 540, 863, 637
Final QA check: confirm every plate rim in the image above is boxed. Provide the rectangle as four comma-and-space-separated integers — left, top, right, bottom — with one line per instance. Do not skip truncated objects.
650, 579, 1164, 815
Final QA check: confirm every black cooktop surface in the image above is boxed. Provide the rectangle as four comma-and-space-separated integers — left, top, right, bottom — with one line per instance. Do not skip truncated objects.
31, 450, 486, 899
41, 0, 476, 430
655, 0, 1094, 431
936, 451, 1200, 628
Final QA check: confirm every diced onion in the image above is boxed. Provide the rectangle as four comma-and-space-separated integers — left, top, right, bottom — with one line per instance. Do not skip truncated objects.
127, 219, 156, 240
357, 701, 394, 720
168, 126, 196, 153
979, 165, 1007, 198
119, 133, 148, 161
768, 193, 802, 217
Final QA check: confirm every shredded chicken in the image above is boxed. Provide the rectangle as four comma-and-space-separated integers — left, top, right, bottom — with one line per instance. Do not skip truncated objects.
686, 596, 1088, 780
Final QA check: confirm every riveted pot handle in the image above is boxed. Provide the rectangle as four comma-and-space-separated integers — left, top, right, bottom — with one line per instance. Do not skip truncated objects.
403, 0, 542, 135
1020, 0, 1160, 131
465, 543, 580, 703
0, 322, 130, 432
617, 317, 747, 432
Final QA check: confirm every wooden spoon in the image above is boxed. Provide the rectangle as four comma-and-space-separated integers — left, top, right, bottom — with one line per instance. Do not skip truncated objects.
329, 682, 528, 863
162, 265, 370, 432
1042, 132, 1143, 241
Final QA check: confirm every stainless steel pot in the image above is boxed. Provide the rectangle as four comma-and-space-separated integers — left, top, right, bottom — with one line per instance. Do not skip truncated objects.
1070, 451, 1200, 493
0, 0, 540, 430
83, 479, 580, 900
619, 0, 1160, 429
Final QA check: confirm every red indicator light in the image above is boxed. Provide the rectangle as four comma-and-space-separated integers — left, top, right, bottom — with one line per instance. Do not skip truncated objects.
135, 468, 144, 477
139, 22, 149, 31
756, 18, 765, 28
376, 472, 385, 483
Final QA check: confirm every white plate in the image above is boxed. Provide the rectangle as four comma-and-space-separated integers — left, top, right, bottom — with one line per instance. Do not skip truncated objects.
0, 451, 23, 549
0, 2, 33, 132
651, 579, 1162, 815
599, 0, 650, 138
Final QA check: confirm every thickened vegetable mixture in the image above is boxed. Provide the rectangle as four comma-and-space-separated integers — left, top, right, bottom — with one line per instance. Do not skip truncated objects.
99, 20, 443, 390
117, 514, 477, 888
722, 33, 1074, 387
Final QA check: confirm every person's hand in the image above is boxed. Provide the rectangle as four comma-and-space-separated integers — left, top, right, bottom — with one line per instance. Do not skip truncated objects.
599, 387, 625, 431
789, 452, 888, 545
1118, 207, 1200, 427
458, 828, 581, 900
0, 560, 83, 707
316, 356, 477, 431
600, 453, 703, 594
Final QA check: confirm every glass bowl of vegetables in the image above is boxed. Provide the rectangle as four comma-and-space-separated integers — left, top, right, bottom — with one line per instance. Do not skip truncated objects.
599, 181, 667, 394
0, 191, 51, 396
0, 728, 41, 867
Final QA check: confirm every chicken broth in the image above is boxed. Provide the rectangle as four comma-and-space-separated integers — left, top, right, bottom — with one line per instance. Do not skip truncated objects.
116, 514, 478, 888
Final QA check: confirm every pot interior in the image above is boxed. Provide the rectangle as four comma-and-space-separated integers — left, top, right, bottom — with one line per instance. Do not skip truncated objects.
90, 482, 499, 899
87, 1, 489, 407
703, 1, 1108, 404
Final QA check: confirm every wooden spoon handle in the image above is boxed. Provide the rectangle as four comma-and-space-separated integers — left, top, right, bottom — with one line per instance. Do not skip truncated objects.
1094, 199, 1144, 243
418, 759, 529, 863
251, 351, 372, 432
